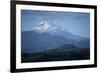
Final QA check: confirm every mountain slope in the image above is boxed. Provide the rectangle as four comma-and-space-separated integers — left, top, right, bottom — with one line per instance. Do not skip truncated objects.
22, 31, 68, 53
22, 20, 90, 53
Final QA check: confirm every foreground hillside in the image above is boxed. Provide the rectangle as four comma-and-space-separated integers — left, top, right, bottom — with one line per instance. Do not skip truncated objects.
22, 46, 90, 63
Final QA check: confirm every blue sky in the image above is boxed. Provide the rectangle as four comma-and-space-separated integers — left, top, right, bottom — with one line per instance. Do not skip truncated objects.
21, 10, 90, 38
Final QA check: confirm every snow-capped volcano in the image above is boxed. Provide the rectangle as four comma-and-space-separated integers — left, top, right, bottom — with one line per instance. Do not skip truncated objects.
32, 20, 89, 42
32, 21, 64, 34
22, 21, 90, 53
32, 20, 76, 40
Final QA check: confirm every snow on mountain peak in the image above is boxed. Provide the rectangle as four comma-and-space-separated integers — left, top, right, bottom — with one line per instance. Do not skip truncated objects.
32, 20, 64, 33
38, 21, 49, 28
32, 20, 81, 41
